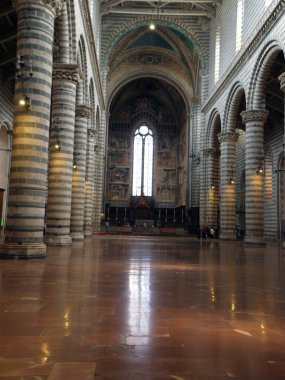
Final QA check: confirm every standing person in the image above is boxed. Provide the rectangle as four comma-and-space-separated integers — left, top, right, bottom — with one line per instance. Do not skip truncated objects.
105, 220, 109, 232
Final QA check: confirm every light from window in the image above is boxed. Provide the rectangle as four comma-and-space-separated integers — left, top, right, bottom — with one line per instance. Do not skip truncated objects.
89, 0, 94, 19
214, 23, 221, 84
132, 125, 153, 196
236, 0, 244, 52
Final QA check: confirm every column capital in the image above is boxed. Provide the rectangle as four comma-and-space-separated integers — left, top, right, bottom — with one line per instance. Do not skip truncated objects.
88, 128, 96, 138
53, 64, 81, 84
76, 105, 92, 119
218, 131, 239, 144
13, 0, 64, 15
240, 109, 269, 124
202, 148, 220, 157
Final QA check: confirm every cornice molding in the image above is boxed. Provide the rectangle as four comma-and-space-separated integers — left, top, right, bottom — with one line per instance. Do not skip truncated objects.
201, 0, 285, 114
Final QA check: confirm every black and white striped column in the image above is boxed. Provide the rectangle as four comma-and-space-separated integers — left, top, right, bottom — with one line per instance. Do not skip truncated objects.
0, 0, 62, 259
45, 65, 80, 246
84, 128, 96, 237
218, 131, 239, 240
241, 110, 268, 245
70, 105, 91, 240
204, 148, 220, 229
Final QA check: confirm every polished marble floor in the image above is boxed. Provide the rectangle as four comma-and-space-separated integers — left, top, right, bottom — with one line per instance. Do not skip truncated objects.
0, 236, 285, 379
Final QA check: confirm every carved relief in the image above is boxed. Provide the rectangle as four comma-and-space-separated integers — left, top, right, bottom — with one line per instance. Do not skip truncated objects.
53, 65, 81, 84
218, 131, 239, 144
240, 110, 269, 124
76, 105, 92, 119
202, 147, 220, 157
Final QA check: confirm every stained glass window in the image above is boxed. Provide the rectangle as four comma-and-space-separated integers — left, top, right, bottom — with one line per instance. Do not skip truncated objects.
132, 125, 153, 196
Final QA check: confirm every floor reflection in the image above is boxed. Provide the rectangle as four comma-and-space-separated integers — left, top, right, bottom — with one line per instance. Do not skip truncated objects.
128, 257, 151, 337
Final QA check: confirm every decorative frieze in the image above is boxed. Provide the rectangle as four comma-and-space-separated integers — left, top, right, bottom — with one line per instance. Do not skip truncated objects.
218, 131, 239, 144
53, 64, 81, 84
240, 110, 269, 124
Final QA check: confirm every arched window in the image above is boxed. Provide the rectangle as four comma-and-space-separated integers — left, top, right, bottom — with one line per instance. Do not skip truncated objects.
214, 23, 221, 84
236, 0, 244, 52
132, 125, 153, 196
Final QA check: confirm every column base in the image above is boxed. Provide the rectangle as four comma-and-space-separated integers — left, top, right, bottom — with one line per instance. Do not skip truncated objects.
84, 229, 93, 238
219, 232, 236, 241
45, 235, 72, 246
71, 232, 84, 241
0, 242, 47, 259
244, 236, 266, 246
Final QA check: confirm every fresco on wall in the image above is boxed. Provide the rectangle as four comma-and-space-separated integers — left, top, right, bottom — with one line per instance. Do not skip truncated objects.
156, 185, 176, 202
157, 151, 175, 166
157, 169, 176, 185
110, 134, 130, 149
108, 184, 129, 200
109, 168, 129, 183
111, 150, 126, 165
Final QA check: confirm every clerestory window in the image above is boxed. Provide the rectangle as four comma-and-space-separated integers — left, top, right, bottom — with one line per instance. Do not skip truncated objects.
214, 23, 221, 84
236, 0, 244, 52
132, 125, 153, 196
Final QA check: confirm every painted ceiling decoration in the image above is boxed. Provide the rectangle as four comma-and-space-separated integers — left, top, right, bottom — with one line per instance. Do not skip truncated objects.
128, 31, 175, 51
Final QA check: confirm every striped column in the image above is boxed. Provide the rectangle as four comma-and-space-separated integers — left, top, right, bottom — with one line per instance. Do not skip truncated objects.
45, 64, 80, 246
70, 105, 91, 240
199, 151, 207, 228
204, 148, 220, 229
218, 131, 239, 240
241, 110, 268, 245
84, 128, 96, 237
56, 2, 69, 64
0, 0, 62, 259
278, 73, 285, 247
